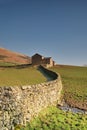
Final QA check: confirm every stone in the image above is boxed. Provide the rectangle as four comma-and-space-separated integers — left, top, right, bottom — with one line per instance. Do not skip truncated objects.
0, 66, 62, 130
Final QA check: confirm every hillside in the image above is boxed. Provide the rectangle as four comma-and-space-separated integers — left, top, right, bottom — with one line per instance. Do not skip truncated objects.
50, 65, 87, 110
0, 47, 31, 65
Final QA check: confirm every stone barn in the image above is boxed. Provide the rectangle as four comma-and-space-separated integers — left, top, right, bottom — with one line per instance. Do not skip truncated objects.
32, 53, 55, 67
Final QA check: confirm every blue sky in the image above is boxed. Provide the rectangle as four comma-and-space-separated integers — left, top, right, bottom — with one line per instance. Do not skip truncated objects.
0, 0, 87, 66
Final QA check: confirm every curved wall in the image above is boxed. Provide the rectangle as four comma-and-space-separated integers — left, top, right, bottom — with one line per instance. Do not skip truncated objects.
0, 66, 62, 130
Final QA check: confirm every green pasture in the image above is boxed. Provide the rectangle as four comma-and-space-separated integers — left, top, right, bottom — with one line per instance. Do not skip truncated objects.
50, 65, 87, 108
0, 66, 47, 86
14, 65, 87, 130
15, 106, 87, 130
0, 62, 17, 66
1, 64, 87, 130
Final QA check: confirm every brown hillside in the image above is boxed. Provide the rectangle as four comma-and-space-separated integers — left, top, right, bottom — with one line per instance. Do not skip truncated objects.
0, 47, 31, 64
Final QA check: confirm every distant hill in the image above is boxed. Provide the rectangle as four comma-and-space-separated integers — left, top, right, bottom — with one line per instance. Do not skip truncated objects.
0, 47, 31, 65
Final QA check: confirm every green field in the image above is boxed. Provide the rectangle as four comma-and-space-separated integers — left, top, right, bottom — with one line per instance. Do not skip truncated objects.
14, 65, 87, 130
0, 66, 47, 86
50, 65, 87, 110
15, 106, 87, 130
1, 64, 87, 130
0, 62, 17, 66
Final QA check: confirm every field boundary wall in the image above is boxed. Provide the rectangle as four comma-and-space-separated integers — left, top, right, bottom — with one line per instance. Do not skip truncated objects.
0, 65, 62, 130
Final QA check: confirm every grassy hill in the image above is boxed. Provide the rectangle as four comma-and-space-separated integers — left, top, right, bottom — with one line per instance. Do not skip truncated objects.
0, 63, 87, 110
0, 66, 47, 86
0, 63, 87, 130
0, 47, 31, 65
50, 65, 87, 110
17, 65, 87, 130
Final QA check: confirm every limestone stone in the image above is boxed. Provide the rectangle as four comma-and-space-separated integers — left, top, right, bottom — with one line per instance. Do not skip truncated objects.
0, 66, 62, 130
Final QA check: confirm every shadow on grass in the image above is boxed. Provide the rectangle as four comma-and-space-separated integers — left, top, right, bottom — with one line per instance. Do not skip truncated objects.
37, 66, 54, 81
0, 64, 32, 69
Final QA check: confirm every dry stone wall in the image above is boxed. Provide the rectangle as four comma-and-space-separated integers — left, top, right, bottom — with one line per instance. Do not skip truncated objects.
0, 66, 62, 130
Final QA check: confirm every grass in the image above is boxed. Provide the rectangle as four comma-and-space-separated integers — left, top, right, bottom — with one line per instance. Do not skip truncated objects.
50, 65, 87, 109
0, 66, 47, 86
1, 64, 87, 129
0, 62, 17, 66
15, 106, 87, 130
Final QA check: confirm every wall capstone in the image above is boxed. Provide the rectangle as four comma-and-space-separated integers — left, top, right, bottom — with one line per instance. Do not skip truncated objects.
0, 66, 62, 130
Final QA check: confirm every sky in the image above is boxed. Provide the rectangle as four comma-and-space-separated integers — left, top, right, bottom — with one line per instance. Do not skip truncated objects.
0, 0, 87, 66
